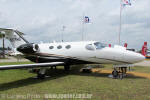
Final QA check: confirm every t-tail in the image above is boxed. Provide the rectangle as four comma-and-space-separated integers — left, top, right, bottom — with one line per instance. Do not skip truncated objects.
0, 28, 29, 55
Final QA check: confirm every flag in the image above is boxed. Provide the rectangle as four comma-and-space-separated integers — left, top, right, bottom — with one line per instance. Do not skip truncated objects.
122, 0, 131, 7
84, 16, 90, 23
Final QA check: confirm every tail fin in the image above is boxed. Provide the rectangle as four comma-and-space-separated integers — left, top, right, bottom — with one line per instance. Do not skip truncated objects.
141, 42, 147, 56
0, 28, 29, 48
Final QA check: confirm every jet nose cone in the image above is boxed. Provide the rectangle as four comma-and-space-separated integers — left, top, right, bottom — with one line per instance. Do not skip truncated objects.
136, 53, 145, 61
131, 53, 145, 63
123, 51, 145, 64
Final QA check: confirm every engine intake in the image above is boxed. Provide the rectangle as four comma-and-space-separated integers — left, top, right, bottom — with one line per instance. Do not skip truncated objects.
17, 43, 39, 54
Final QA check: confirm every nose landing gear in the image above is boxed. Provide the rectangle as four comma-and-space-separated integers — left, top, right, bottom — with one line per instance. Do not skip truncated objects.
112, 67, 127, 79
112, 68, 119, 78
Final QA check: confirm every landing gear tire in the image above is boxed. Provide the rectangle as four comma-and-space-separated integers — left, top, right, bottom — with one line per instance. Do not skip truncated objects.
112, 70, 119, 78
64, 65, 70, 71
120, 67, 127, 78
37, 74, 45, 79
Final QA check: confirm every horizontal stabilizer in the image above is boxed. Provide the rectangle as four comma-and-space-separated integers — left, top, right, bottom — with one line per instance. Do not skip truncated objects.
0, 28, 29, 49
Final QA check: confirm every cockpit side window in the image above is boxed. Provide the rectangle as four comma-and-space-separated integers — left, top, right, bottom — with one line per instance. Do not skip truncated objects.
85, 44, 95, 51
94, 42, 105, 49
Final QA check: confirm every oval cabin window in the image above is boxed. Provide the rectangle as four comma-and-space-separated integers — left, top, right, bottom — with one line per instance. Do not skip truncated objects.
65, 45, 71, 49
49, 46, 54, 49
57, 45, 62, 49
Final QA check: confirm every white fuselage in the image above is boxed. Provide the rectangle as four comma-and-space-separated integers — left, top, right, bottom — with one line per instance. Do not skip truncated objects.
36, 41, 145, 64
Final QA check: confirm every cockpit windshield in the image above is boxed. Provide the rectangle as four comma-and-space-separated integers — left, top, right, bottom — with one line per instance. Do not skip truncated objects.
94, 42, 106, 49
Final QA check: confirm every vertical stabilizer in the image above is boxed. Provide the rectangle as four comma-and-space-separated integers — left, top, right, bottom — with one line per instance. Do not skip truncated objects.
0, 28, 29, 49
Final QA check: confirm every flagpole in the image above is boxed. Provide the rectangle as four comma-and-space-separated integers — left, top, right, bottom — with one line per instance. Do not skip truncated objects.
62, 25, 65, 42
82, 14, 85, 41
62, 26, 63, 42
119, 0, 122, 45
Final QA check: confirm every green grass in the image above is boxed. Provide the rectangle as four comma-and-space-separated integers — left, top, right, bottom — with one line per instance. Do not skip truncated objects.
0, 62, 150, 100
0, 61, 33, 65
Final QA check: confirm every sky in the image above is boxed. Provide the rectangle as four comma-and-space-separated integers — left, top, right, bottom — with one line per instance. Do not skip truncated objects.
0, 0, 150, 50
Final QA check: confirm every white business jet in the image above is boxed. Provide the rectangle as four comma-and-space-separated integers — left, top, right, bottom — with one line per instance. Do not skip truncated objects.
0, 28, 145, 79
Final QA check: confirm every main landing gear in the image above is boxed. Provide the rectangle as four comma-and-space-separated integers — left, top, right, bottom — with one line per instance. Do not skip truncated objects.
37, 68, 46, 79
112, 67, 127, 79
36, 65, 70, 79
51, 66, 57, 70
34, 65, 70, 79
64, 65, 70, 71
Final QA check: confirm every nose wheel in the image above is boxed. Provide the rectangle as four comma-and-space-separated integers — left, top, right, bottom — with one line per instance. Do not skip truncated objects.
112, 67, 127, 79
112, 68, 119, 78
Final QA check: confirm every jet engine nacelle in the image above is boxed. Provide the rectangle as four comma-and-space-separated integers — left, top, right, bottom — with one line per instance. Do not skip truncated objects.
17, 43, 39, 54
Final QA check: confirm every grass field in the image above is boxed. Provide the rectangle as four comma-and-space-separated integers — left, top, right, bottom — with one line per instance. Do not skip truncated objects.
0, 62, 150, 100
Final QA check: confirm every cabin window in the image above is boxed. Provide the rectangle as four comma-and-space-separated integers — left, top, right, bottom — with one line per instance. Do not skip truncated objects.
65, 45, 71, 49
85, 44, 95, 51
49, 46, 54, 49
57, 45, 62, 49
94, 42, 105, 49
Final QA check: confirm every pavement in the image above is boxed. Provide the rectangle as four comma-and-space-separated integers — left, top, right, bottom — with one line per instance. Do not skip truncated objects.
0, 56, 29, 63
134, 60, 150, 67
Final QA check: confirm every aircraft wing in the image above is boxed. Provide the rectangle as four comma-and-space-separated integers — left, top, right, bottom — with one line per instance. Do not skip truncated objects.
0, 62, 64, 70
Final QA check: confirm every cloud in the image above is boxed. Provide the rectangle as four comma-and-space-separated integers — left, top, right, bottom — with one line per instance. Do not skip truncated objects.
0, 0, 149, 50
